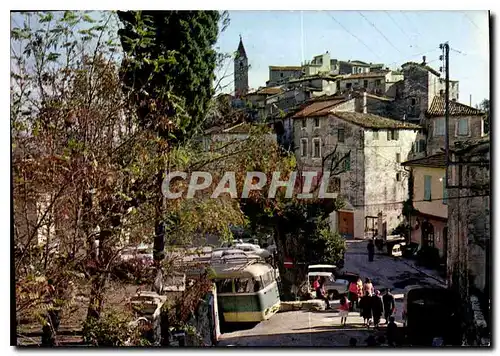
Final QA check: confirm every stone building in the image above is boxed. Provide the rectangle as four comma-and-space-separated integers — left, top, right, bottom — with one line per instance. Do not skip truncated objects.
410, 96, 485, 159
267, 66, 303, 86
234, 36, 249, 98
447, 136, 490, 299
339, 70, 403, 97
290, 104, 420, 239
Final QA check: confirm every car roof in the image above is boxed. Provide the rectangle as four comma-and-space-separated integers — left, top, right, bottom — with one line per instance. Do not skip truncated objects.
308, 264, 337, 269
308, 271, 333, 277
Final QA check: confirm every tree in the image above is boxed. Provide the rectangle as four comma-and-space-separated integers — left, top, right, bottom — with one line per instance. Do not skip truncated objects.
479, 99, 490, 134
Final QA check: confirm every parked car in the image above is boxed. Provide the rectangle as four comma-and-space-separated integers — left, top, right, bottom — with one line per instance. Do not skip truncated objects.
402, 286, 462, 346
307, 265, 350, 299
402, 243, 420, 258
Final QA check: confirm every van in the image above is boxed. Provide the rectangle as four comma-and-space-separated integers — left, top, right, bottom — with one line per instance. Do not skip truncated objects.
402, 286, 461, 345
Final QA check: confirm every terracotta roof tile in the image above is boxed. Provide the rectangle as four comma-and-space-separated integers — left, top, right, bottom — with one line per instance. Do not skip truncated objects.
332, 112, 422, 130
292, 98, 350, 118
256, 87, 284, 95
427, 96, 485, 117
401, 153, 446, 168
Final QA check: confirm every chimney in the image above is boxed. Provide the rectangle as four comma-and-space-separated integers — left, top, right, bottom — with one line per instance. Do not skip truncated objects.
422, 56, 427, 65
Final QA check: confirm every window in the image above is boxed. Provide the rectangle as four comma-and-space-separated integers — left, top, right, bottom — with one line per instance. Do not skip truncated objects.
260, 271, 274, 288
312, 138, 321, 158
344, 152, 351, 171
434, 118, 445, 136
338, 129, 345, 143
346, 83, 352, 89
216, 279, 233, 293
301, 119, 306, 129
363, 80, 368, 88
373, 130, 379, 140
234, 278, 251, 293
443, 177, 448, 204
387, 130, 399, 141
375, 79, 381, 86
314, 117, 320, 128
300, 138, 308, 157
424, 175, 432, 201
439, 89, 444, 97
396, 153, 401, 163
396, 172, 402, 181
280, 72, 284, 78
411, 98, 416, 106
457, 118, 469, 136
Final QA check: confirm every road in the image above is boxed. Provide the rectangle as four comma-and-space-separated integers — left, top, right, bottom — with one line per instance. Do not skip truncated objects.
217, 239, 445, 347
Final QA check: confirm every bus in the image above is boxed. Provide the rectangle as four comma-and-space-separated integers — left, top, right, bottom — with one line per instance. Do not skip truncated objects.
210, 260, 281, 323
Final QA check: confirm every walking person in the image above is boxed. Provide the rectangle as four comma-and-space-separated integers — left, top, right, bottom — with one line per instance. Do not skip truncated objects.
367, 239, 375, 262
338, 295, 350, 327
371, 290, 384, 328
364, 278, 374, 296
359, 291, 373, 327
382, 288, 396, 324
348, 280, 359, 311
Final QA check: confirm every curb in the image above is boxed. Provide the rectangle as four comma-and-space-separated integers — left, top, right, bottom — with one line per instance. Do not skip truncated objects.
402, 260, 446, 286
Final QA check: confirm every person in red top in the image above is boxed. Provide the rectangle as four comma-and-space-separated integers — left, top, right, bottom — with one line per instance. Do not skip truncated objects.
339, 295, 350, 326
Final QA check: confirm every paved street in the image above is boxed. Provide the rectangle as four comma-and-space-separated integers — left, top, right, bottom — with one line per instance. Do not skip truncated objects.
218, 239, 444, 347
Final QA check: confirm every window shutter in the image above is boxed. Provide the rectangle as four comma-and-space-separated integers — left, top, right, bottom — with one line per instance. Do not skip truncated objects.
387, 130, 391, 140
394, 130, 399, 140
424, 175, 432, 201
344, 153, 351, 171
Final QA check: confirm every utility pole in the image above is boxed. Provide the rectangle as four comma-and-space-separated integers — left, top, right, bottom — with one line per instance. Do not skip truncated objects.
440, 42, 450, 188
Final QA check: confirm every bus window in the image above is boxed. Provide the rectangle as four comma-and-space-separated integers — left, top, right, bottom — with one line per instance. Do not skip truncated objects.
234, 278, 251, 293
216, 279, 233, 293
260, 271, 274, 288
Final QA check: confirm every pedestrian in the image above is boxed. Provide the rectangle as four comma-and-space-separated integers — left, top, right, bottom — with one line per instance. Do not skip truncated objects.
382, 288, 396, 324
348, 280, 359, 311
359, 291, 373, 327
315, 276, 331, 310
356, 277, 363, 301
386, 316, 398, 346
371, 290, 384, 328
367, 239, 375, 262
338, 295, 350, 326
364, 278, 374, 296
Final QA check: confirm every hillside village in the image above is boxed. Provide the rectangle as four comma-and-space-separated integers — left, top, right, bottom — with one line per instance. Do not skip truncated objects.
12, 11, 490, 348
205, 36, 490, 337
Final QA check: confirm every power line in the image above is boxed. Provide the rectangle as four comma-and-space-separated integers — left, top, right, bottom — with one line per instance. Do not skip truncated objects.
353, 193, 490, 208
357, 11, 404, 57
384, 11, 419, 51
399, 11, 421, 36
463, 12, 482, 33
325, 12, 381, 60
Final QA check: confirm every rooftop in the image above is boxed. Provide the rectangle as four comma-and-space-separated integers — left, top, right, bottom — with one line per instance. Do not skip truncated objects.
427, 96, 485, 117
401, 61, 441, 77
331, 112, 422, 130
401, 153, 446, 168
237, 36, 247, 58
254, 86, 284, 95
341, 71, 390, 80
292, 97, 350, 118
222, 122, 273, 134
269, 65, 303, 71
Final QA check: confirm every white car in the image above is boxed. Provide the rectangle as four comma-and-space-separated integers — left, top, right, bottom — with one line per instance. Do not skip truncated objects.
233, 243, 271, 259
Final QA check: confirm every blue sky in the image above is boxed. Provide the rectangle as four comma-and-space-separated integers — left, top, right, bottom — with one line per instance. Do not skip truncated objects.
215, 10, 490, 106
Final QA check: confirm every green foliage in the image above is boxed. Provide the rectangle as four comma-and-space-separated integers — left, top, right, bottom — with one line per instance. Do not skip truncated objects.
82, 312, 144, 346
480, 99, 490, 134
309, 219, 346, 265
117, 10, 221, 141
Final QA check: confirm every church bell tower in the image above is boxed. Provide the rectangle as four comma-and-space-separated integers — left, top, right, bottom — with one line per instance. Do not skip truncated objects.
234, 35, 249, 98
